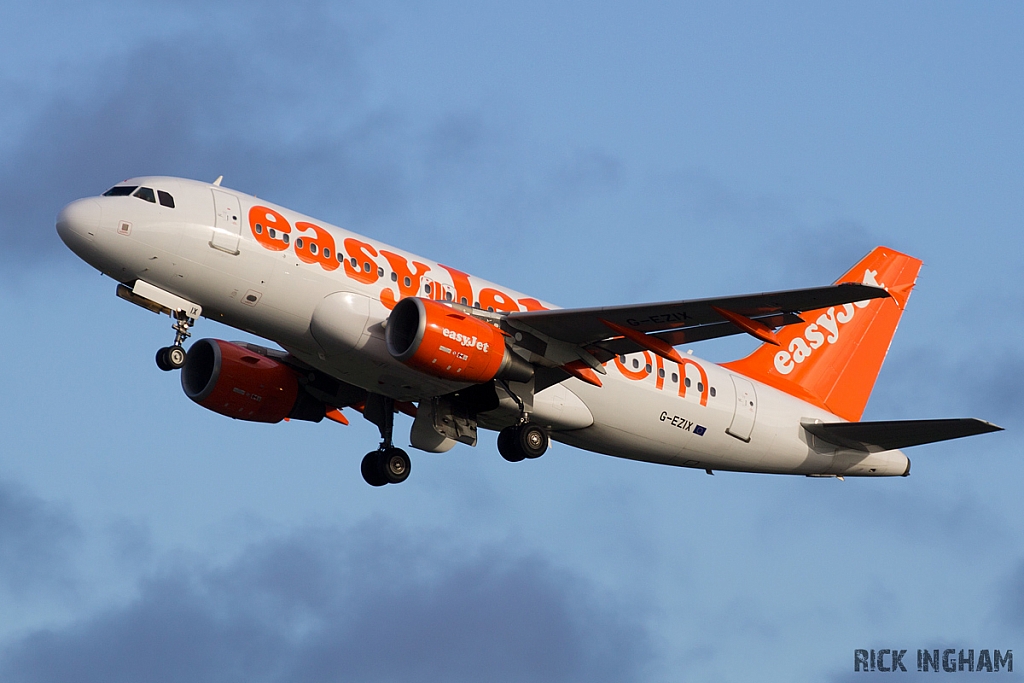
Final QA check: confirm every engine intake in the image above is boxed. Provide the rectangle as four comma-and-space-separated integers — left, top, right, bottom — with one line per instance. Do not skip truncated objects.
181, 339, 325, 423
386, 297, 533, 383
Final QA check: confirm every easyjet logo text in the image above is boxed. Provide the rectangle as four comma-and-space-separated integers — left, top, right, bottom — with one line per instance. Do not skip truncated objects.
443, 328, 489, 353
773, 269, 885, 375
247, 204, 549, 314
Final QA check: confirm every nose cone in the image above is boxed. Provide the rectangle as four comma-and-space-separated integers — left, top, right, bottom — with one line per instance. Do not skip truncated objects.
56, 198, 102, 248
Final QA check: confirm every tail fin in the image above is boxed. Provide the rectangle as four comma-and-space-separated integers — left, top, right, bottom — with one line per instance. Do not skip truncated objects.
723, 247, 922, 421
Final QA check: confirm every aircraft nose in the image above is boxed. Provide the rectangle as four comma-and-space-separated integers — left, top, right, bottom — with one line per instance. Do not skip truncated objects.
56, 198, 102, 246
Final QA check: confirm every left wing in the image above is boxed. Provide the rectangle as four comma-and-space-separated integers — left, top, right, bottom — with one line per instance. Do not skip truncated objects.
503, 283, 889, 376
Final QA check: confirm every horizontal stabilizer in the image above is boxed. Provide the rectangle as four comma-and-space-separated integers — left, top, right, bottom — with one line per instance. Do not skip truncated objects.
802, 418, 1003, 452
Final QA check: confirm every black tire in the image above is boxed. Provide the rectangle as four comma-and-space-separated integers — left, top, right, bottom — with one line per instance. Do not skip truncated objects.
155, 347, 173, 372
361, 452, 388, 487
517, 423, 548, 459
166, 345, 187, 369
498, 426, 525, 462
380, 448, 411, 484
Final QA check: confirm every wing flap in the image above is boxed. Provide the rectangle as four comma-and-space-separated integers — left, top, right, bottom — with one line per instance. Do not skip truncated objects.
801, 418, 1003, 452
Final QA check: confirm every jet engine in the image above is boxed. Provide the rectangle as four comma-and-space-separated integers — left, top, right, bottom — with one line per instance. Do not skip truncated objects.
181, 339, 325, 423
385, 297, 533, 383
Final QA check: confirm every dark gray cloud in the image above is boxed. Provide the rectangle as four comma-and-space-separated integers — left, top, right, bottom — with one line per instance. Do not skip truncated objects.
0, 479, 80, 594
0, 0, 625, 272
0, 520, 651, 683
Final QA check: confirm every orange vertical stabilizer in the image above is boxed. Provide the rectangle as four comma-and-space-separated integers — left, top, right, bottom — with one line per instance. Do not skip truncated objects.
723, 246, 922, 421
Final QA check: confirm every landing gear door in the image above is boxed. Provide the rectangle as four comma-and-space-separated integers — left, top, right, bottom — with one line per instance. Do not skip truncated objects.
726, 375, 757, 442
210, 189, 242, 255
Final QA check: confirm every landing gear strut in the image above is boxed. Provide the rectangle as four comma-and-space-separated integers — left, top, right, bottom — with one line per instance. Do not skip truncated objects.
155, 311, 195, 371
361, 395, 412, 486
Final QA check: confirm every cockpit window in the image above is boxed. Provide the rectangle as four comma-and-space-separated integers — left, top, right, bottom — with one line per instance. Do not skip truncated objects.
133, 187, 156, 203
103, 185, 138, 197
157, 190, 175, 208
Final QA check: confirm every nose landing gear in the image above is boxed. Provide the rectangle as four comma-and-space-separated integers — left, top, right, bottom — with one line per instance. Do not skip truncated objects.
155, 312, 195, 371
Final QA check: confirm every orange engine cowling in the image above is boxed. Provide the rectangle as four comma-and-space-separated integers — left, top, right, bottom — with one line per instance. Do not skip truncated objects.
385, 297, 532, 383
181, 339, 325, 423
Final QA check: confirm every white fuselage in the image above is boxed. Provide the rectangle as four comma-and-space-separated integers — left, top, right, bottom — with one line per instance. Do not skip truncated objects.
56, 176, 909, 477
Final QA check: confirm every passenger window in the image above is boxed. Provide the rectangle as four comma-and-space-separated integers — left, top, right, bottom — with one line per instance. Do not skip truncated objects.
157, 190, 175, 208
377, 266, 384, 277
671, 373, 678, 383
363, 262, 371, 273
323, 247, 330, 259
445, 291, 453, 301
295, 238, 304, 249
133, 187, 156, 203
658, 368, 665, 378
697, 382, 704, 392
103, 185, 137, 196
390, 272, 398, 282
632, 359, 639, 369
460, 297, 468, 305
255, 224, 263, 234
404, 276, 411, 287
645, 364, 652, 373
310, 243, 318, 255
710, 387, 716, 397
684, 377, 691, 388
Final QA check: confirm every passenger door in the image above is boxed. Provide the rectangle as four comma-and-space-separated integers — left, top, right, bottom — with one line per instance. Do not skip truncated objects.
210, 189, 241, 255
726, 375, 757, 442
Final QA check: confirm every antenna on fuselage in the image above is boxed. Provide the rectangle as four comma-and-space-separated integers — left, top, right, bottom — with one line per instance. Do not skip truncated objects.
212, 175, 223, 186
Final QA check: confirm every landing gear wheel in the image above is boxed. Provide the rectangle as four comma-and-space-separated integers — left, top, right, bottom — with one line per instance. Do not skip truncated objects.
517, 423, 549, 459
498, 427, 525, 462
380, 448, 411, 484
361, 452, 388, 487
155, 347, 173, 372
156, 345, 187, 371
166, 345, 186, 369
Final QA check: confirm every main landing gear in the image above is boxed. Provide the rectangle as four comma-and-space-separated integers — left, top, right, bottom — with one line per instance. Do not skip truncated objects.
361, 396, 411, 487
497, 422, 549, 462
493, 379, 549, 463
155, 312, 195, 371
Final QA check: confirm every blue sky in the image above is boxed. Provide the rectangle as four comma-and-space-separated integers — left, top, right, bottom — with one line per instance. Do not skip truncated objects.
1, 1, 1022, 680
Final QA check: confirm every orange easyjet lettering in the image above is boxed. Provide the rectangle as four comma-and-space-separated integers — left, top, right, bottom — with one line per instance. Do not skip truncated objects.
380, 250, 431, 309
249, 206, 291, 252
439, 265, 474, 306
343, 238, 380, 284
478, 288, 520, 313
294, 221, 339, 271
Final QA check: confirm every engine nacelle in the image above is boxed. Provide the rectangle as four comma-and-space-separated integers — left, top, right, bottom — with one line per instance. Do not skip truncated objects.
385, 297, 533, 383
181, 339, 325, 423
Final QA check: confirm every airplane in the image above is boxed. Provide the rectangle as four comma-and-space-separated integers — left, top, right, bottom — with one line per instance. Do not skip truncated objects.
55, 176, 1002, 486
